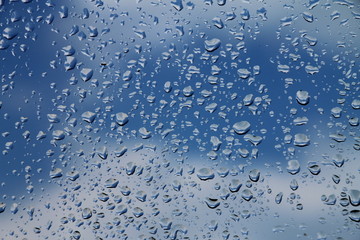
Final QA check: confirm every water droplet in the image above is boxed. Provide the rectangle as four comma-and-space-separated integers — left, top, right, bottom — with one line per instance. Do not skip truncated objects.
104, 178, 119, 188
323, 194, 336, 205
205, 197, 220, 209
82, 111, 96, 123
294, 133, 310, 147
82, 208, 92, 219
3, 27, 18, 40
114, 146, 127, 157
348, 190, 360, 206
80, 68, 93, 82
139, 127, 152, 139
159, 218, 172, 230
307, 162, 321, 175
205, 38, 221, 52
115, 112, 129, 126
287, 160, 300, 175
229, 179, 242, 192
303, 12, 314, 22
171, 0, 183, 11
349, 210, 360, 222
331, 107, 342, 118
305, 65, 319, 74
332, 174, 341, 184
0, 203, 6, 213
241, 189, 253, 201
351, 99, 360, 109
244, 134, 263, 146
233, 121, 250, 135
116, 204, 127, 215
237, 68, 251, 79
296, 90, 310, 105
197, 168, 215, 181
49, 168, 63, 178
62, 45, 75, 56
249, 169, 260, 182
212, 17, 224, 29
183, 86, 194, 97
290, 179, 299, 191
275, 192, 283, 204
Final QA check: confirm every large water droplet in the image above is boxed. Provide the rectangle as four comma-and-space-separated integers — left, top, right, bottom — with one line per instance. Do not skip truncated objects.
287, 160, 300, 175
205, 38, 221, 52
296, 90, 310, 105
197, 168, 215, 181
294, 133, 310, 147
233, 121, 251, 135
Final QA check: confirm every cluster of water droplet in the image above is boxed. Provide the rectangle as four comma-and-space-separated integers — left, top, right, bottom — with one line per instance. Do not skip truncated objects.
0, 0, 359, 239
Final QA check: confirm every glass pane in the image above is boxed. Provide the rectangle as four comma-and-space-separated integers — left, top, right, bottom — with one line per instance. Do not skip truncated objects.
0, 0, 359, 239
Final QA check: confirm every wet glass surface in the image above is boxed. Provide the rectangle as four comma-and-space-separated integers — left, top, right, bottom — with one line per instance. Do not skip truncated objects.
0, 0, 359, 239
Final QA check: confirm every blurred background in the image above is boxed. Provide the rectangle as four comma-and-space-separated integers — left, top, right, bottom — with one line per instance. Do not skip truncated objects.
0, 0, 359, 239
